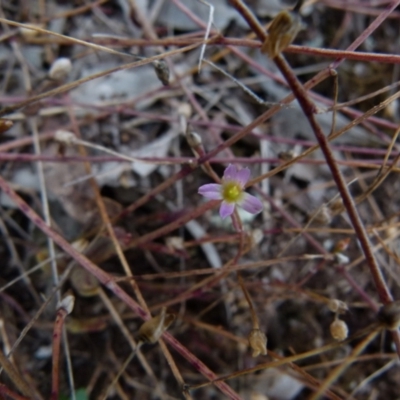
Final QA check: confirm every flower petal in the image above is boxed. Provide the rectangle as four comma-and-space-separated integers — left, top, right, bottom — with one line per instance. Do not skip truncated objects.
239, 193, 263, 215
222, 164, 238, 181
235, 168, 251, 188
198, 183, 223, 199
219, 201, 235, 219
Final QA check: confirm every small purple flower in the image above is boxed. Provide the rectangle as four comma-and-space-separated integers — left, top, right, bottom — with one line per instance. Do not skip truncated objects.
198, 164, 263, 219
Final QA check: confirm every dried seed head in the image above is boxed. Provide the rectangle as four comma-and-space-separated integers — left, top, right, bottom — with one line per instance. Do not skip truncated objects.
152, 59, 170, 86
19, 24, 43, 39
137, 308, 175, 344
278, 150, 296, 161
57, 294, 75, 315
333, 238, 351, 253
312, 204, 332, 225
329, 198, 343, 215
330, 319, 348, 341
385, 225, 397, 239
165, 236, 185, 251
261, 10, 303, 58
248, 329, 267, 357
55, 129, 76, 144
377, 300, 400, 330
328, 299, 348, 314
49, 58, 72, 81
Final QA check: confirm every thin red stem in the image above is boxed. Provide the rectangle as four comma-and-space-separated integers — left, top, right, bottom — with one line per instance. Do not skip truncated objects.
50, 308, 68, 400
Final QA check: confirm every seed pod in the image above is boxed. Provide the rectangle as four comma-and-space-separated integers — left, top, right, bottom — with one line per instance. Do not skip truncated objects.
49, 58, 72, 81
377, 300, 400, 330
0, 119, 13, 134
328, 299, 348, 314
177, 103, 192, 120
330, 319, 348, 341
137, 308, 175, 344
54, 129, 76, 144
248, 329, 267, 357
186, 126, 205, 158
153, 59, 170, 86
261, 10, 303, 58
186, 127, 203, 149
278, 150, 296, 161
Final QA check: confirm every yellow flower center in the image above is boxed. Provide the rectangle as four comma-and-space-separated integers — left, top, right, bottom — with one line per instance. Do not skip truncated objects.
222, 181, 243, 203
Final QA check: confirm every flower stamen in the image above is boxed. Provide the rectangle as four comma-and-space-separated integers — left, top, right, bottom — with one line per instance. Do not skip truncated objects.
222, 181, 243, 203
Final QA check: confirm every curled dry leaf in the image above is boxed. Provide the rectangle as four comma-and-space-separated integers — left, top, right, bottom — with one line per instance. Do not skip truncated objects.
137, 307, 175, 344
261, 10, 302, 58
152, 59, 170, 86
248, 329, 268, 357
